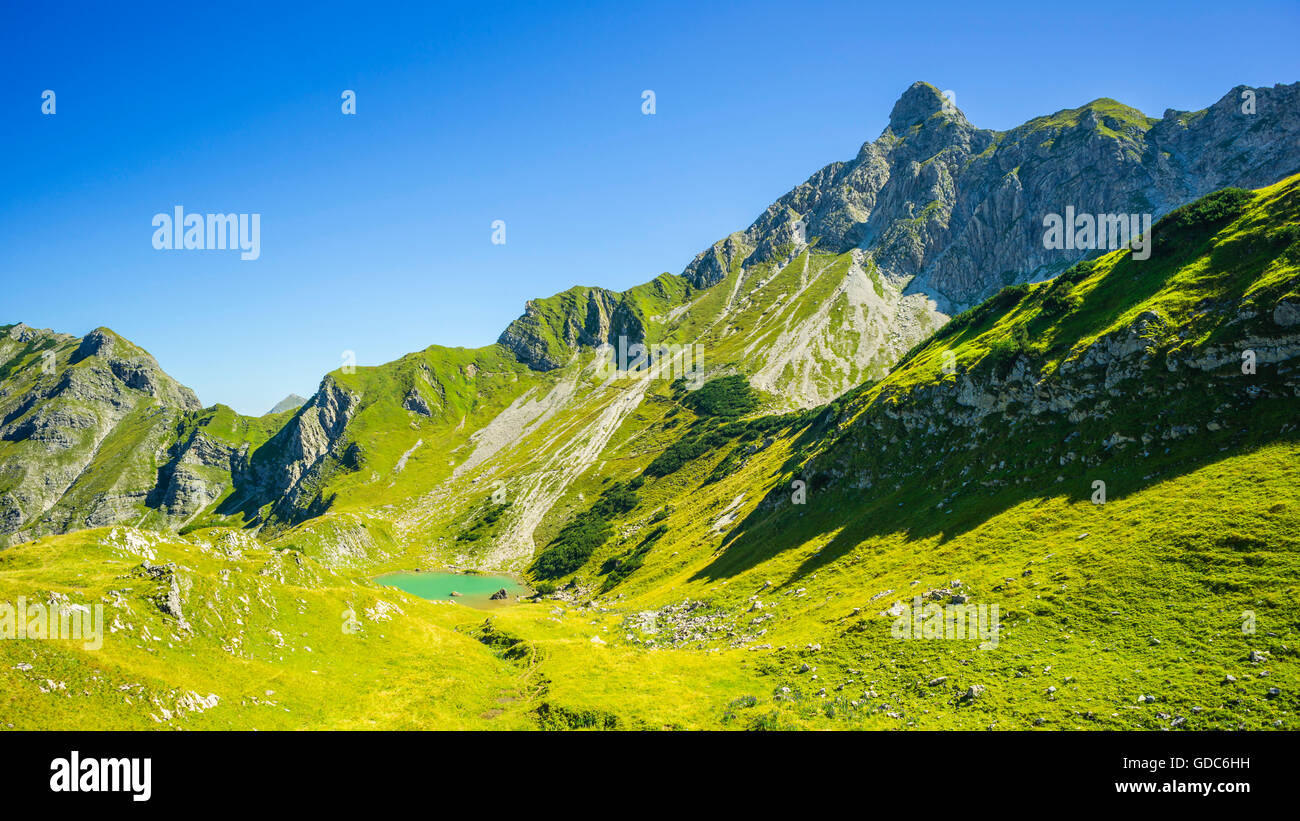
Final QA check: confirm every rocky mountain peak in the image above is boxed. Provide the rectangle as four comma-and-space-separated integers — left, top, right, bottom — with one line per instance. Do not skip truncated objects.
65, 326, 202, 411
6, 323, 41, 343
71, 327, 116, 362
886, 81, 954, 133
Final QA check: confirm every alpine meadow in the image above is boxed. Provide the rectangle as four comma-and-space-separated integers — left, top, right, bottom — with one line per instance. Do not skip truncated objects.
4, 66, 1300, 736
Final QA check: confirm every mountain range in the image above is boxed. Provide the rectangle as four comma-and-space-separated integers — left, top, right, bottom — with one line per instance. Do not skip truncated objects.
2, 81, 1298, 730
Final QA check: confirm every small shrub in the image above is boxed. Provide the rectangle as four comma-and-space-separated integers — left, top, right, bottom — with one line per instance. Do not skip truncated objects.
1041, 290, 1078, 316
681, 375, 759, 418
1161, 187, 1253, 234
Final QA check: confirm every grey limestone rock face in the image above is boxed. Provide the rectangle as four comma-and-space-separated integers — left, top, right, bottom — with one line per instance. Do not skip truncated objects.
402, 388, 433, 416
0, 325, 209, 545
137, 561, 190, 630
682, 81, 1300, 312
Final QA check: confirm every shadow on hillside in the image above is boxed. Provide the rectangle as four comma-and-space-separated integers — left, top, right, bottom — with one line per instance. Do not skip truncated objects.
689, 391, 1299, 592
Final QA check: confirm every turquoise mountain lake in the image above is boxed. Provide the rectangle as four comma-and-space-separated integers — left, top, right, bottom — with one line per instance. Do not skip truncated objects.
375, 571, 529, 608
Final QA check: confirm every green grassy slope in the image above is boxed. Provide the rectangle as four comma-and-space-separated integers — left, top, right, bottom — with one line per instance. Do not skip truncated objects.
0, 527, 532, 729
485, 439, 1299, 729
7, 438, 1290, 730
272, 345, 540, 517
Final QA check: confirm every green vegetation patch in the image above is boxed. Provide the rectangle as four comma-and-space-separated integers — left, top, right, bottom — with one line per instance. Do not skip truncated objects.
530, 480, 643, 579
679, 375, 759, 418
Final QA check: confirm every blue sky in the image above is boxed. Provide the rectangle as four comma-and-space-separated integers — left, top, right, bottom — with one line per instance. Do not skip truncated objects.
2, 0, 1297, 415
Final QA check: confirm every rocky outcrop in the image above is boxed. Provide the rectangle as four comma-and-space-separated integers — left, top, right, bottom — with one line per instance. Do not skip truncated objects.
249, 376, 357, 497
498, 288, 647, 371
221, 375, 363, 531
746, 311, 1300, 530
775, 233, 1300, 525
151, 430, 240, 519
402, 388, 432, 416
1274, 300, 1300, 328
136, 561, 190, 630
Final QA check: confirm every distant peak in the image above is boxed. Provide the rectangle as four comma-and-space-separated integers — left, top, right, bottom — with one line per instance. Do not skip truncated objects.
887, 81, 953, 132
268, 394, 309, 415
